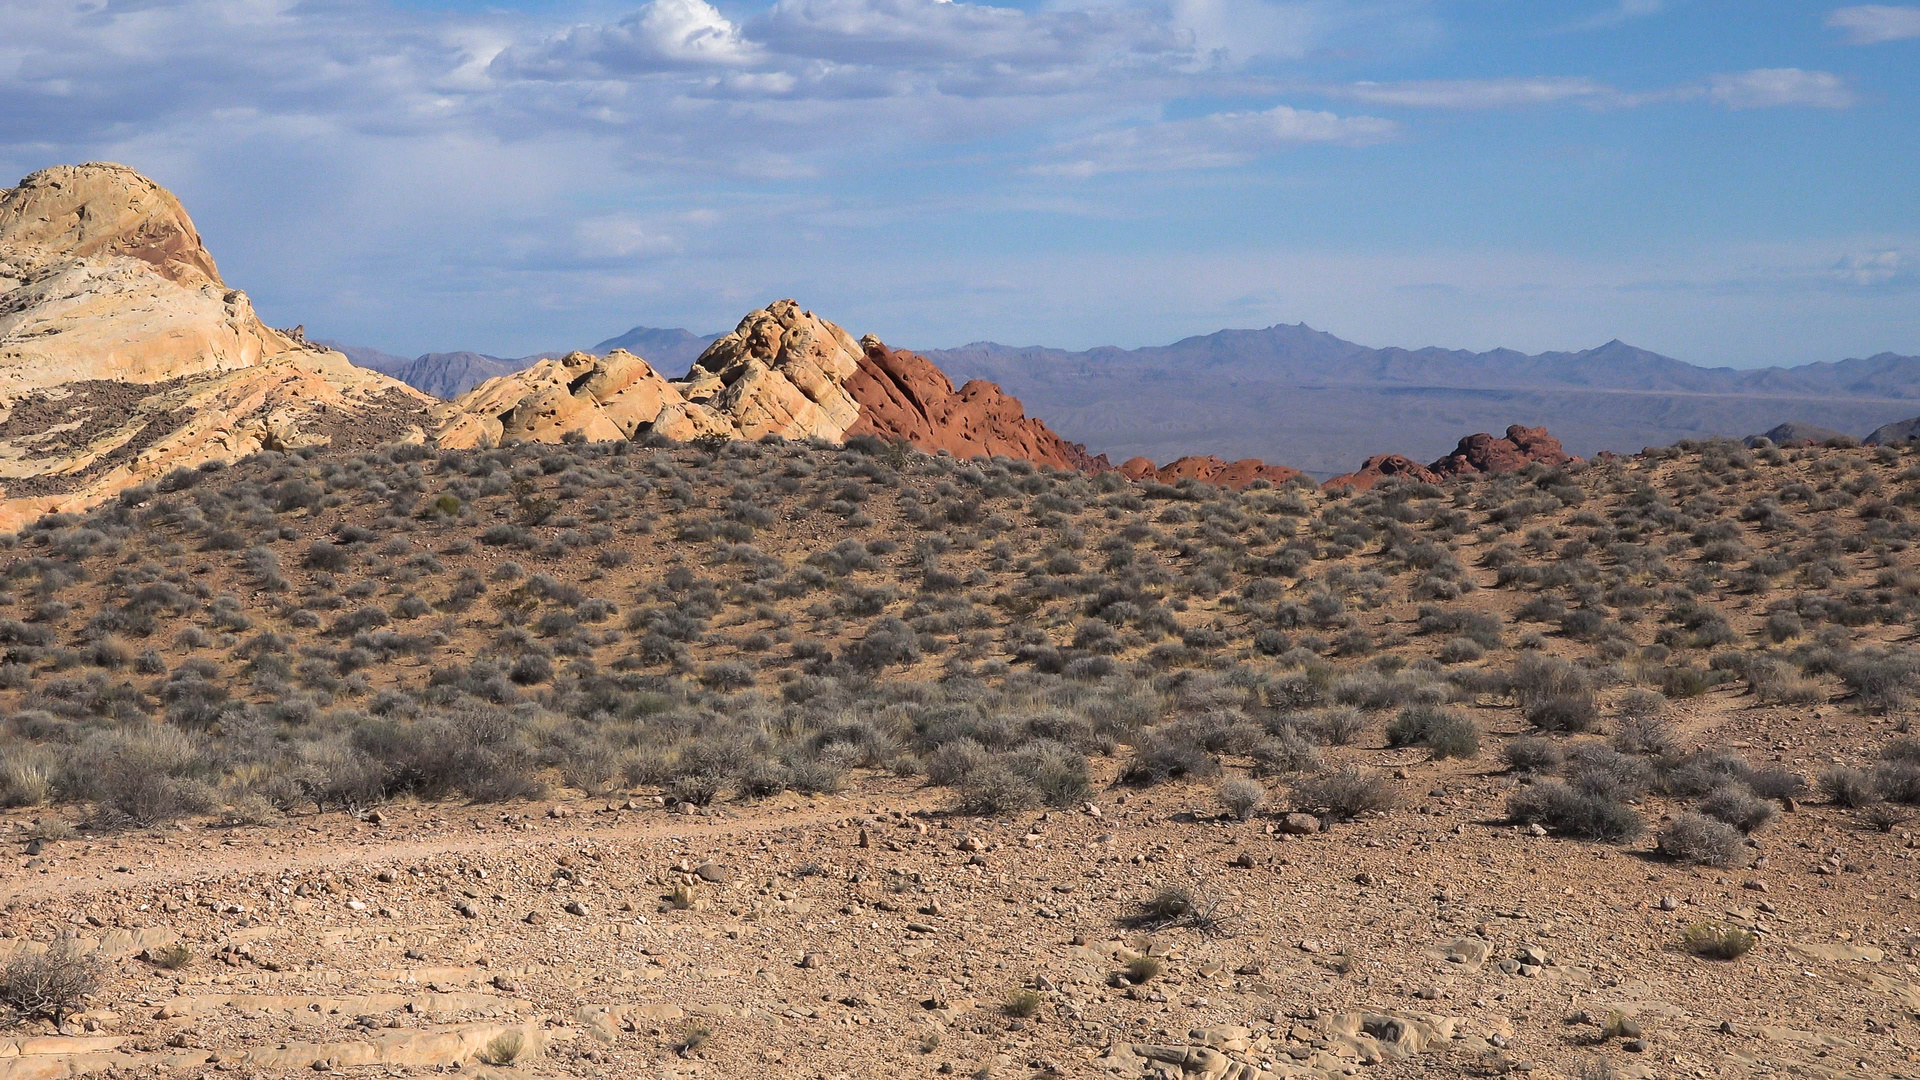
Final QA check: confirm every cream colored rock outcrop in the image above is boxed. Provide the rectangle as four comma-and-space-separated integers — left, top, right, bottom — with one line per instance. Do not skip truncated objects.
434, 299, 866, 446
0, 162, 434, 528
0, 163, 293, 392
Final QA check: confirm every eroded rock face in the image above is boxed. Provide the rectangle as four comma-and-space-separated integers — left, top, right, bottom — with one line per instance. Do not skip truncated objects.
844, 339, 1109, 473
1119, 455, 1304, 489
0, 163, 294, 392
0, 163, 433, 527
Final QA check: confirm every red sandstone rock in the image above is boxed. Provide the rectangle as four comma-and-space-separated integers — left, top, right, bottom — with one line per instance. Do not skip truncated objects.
1121, 455, 1307, 489
1324, 425, 1579, 491
843, 338, 1110, 473
1428, 424, 1577, 478
1323, 454, 1442, 491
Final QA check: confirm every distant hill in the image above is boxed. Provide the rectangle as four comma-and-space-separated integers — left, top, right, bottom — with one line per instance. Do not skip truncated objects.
591, 326, 722, 377
926, 327, 1920, 477
319, 325, 721, 399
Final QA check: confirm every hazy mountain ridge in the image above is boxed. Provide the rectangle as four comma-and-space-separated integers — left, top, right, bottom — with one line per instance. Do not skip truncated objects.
925, 327, 1920, 476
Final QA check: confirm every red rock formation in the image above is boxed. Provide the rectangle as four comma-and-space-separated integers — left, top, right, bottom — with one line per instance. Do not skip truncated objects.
1323, 425, 1579, 491
1119, 455, 1305, 489
1322, 454, 1441, 491
843, 338, 1110, 473
1428, 424, 1578, 478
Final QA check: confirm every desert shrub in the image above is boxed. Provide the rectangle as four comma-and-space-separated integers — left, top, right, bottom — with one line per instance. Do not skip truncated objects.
1291, 768, 1396, 821
1611, 714, 1675, 757
1659, 812, 1747, 866
305, 540, 350, 571
1681, 921, 1756, 959
1124, 955, 1162, 984
1503, 737, 1564, 775
1301, 706, 1365, 746
1506, 779, 1643, 841
1698, 786, 1778, 833
1248, 729, 1321, 776
1875, 760, 1920, 804
1436, 637, 1484, 664
924, 739, 989, 787
1745, 767, 1807, 802
1, 937, 101, 1023
1526, 692, 1599, 733
1218, 778, 1266, 820
1655, 750, 1752, 798
1004, 989, 1043, 1018
1511, 654, 1588, 708
1884, 737, 1920, 765
1819, 766, 1880, 807
1122, 728, 1220, 785
957, 763, 1042, 816
1004, 741, 1092, 807
1385, 704, 1479, 759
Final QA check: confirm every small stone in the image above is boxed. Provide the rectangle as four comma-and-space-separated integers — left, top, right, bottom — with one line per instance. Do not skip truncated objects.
1278, 813, 1319, 835
564, 900, 589, 916
524, 910, 545, 924
693, 863, 732, 884
1659, 895, 1680, 911
1524, 823, 1548, 837
1623, 1038, 1648, 1053
1742, 879, 1769, 892
798, 953, 823, 969
1231, 852, 1255, 869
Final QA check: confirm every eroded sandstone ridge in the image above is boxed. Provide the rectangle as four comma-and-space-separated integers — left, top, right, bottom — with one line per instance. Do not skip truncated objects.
435, 300, 1108, 471
0, 163, 432, 528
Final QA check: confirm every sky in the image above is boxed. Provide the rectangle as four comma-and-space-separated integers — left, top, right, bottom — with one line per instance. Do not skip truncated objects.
1, 0, 1916, 365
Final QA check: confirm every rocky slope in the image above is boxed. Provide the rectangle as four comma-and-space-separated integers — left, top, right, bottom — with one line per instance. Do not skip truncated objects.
0, 163, 433, 528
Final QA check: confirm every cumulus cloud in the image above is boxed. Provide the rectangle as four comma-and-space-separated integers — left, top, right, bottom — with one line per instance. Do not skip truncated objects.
1039, 104, 1396, 176
1706, 68, 1855, 109
499, 0, 760, 75
1826, 5, 1920, 44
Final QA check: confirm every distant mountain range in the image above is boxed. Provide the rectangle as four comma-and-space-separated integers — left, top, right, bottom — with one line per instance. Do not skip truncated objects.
924, 326, 1920, 477
319, 326, 722, 399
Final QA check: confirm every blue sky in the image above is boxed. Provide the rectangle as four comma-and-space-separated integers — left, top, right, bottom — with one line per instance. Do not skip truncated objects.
2, 0, 1915, 364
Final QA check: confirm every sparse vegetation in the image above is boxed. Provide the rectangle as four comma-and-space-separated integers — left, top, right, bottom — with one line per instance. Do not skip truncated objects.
1681, 921, 1757, 960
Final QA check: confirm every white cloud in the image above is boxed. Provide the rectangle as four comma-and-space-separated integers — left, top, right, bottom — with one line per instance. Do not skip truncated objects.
1324, 77, 1618, 109
1039, 104, 1396, 176
496, 0, 759, 74
1706, 68, 1855, 109
1562, 0, 1665, 32
1826, 5, 1920, 44
1832, 249, 1913, 288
